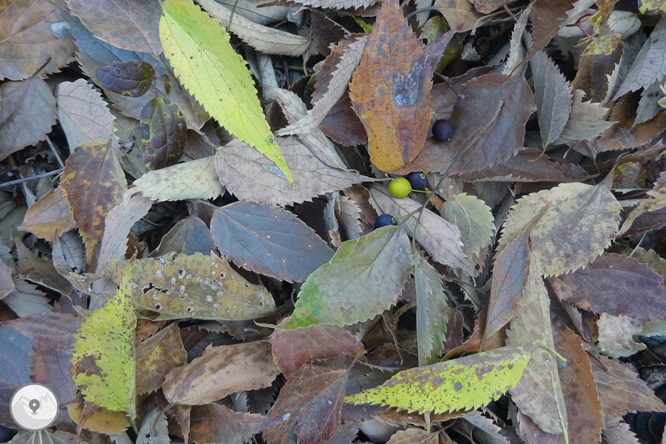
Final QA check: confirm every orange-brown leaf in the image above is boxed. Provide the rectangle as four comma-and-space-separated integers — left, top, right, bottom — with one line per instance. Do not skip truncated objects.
349, 0, 433, 171
18, 187, 77, 241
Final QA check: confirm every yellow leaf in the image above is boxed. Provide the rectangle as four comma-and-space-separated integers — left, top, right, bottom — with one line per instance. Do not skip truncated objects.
159, 0, 292, 182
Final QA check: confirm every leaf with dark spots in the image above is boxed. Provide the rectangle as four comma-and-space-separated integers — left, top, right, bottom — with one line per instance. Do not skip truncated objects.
97, 60, 155, 97
140, 97, 187, 170
211, 202, 334, 283
162, 340, 280, 405
264, 364, 349, 444
189, 403, 283, 444
550, 253, 666, 320
136, 323, 187, 395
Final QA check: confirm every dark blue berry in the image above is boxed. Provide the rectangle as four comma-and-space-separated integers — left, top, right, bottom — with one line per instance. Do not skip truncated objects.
432, 119, 454, 141
407, 172, 428, 191
375, 214, 396, 228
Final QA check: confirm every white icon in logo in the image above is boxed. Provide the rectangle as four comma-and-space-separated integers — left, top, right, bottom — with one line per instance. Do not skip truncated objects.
9, 384, 59, 431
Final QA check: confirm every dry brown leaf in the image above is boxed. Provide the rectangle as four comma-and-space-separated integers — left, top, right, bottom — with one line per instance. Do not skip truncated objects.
571, 44, 623, 103
198, 0, 311, 56
530, 51, 573, 147
135, 323, 187, 395
18, 187, 77, 241
522, 0, 579, 68
0, 76, 57, 161
215, 137, 373, 206
369, 186, 468, 271
602, 418, 641, 444
162, 340, 279, 405
61, 141, 127, 271
590, 109, 666, 153
553, 89, 614, 144
56, 79, 119, 153
469, 0, 514, 13
319, 93, 368, 146
189, 403, 282, 444
386, 428, 438, 444
597, 313, 646, 358
349, 0, 439, 171
432, 0, 483, 32
311, 9, 350, 56
617, 169, 666, 236
0, 0, 76, 80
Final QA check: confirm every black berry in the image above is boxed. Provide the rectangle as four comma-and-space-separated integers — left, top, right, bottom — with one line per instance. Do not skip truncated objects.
375, 214, 397, 228
407, 172, 428, 191
432, 119, 454, 141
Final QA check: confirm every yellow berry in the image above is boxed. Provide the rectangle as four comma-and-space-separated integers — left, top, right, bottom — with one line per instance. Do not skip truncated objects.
388, 177, 411, 198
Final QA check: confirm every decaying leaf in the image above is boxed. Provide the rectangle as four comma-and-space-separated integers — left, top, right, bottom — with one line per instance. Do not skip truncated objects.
189, 403, 282, 444
617, 169, 666, 236
140, 97, 187, 170
0, 76, 57, 161
96, 60, 155, 98
345, 346, 531, 413
61, 141, 127, 271
349, 0, 438, 171
162, 340, 279, 405
553, 90, 614, 144
211, 202, 334, 282
135, 323, 186, 395
71, 261, 137, 420
103, 252, 275, 321
441, 193, 495, 264
283, 225, 412, 329
160, 0, 291, 182
18, 187, 77, 241
498, 181, 621, 277
597, 313, 646, 358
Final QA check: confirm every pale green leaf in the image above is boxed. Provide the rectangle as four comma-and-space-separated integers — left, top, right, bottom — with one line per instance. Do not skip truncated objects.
344, 346, 531, 413
71, 261, 137, 419
283, 226, 412, 330
159, 0, 291, 182
414, 254, 453, 366
440, 193, 495, 261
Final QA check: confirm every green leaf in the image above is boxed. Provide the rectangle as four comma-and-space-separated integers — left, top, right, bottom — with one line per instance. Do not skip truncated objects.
414, 254, 453, 366
441, 193, 495, 260
71, 261, 137, 420
344, 346, 531, 413
159, 0, 291, 182
283, 225, 412, 330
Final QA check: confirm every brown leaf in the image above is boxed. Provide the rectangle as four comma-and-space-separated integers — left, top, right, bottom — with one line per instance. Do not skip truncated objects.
319, 93, 368, 146
264, 364, 348, 444
136, 323, 186, 395
66, 398, 130, 434
530, 51, 573, 147
0, 0, 76, 80
270, 318, 365, 379
96, 194, 153, 272
590, 352, 666, 417
590, 109, 666, 154
468, 0, 513, 13
162, 340, 279, 405
18, 187, 77, 241
140, 97, 187, 170
596, 313, 646, 358
211, 202, 334, 282
550, 253, 666, 320
617, 168, 666, 236
553, 90, 614, 144
215, 137, 374, 206
310, 10, 350, 57
66, 0, 162, 55
571, 44, 623, 103
56, 79, 119, 152
16, 241, 73, 296
61, 141, 127, 271
96, 60, 155, 97
154, 216, 217, 257
602, 418, 641, 444
0, 76, 57, 161
189, 403, 282, 444
432, 0, 483, 32
348, 0, 435, 171
523, 0, 579, 67
386, 428, 438, 444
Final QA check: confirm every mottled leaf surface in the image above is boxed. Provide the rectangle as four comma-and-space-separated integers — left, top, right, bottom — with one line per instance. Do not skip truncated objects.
140, 97, 187, 170
211, 202, 334, 282
136, 323, 186, 395
189, 403, 282, 444
618, 170, 666, 236
97, 60, 155, 97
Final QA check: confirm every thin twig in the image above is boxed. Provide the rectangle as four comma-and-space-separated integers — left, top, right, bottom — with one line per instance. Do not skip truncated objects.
45, 136, 65, 168
0, 169, 62, 188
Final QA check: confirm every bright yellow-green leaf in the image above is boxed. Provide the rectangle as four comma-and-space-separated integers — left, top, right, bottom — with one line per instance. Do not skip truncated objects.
159, 0, 292, 183
344, 346, 531, 413
71, 261, 137, 420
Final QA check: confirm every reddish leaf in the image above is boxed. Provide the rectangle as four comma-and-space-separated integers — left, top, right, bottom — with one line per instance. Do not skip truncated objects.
549, 253, 666, 320
270, 318, 365, 379
210, 202, 334, 282
189, 403, 282, 444
96, 60, 155, 97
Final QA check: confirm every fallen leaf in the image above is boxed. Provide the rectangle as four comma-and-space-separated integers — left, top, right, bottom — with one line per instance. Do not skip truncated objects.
125, 156, 224, 202
0, 76, 57, 161
153, 216, 216, 256
349, 0, 437, 171
617, 169, 666, 236
66, 0, 162, 55
16, 241, 73, 296
549, 253, 666, 320
432, 0, 483, 32
160, 0, 291, 182
319, 93, 369, 146
210, 201, 334, 282
370, 186, 468, 271
311, 9, 350, 56
596, 313, 646, 358
386, 428, 438, 443
270, 319, 365, 379
0, 0, 76, 80
530, 51, 573, 147
162, 340, 279, 405
283, 225, 412, 329
602, 418, 641, 444
344, 346, 531, 413
18, 187, 76, 241
135, 324, 186, 395
498, 181, 621, 277
198, 0, 311, 56
103, 252, 275, 321
0, 326, 34, 428
522, 0, 579, 66
215, 136, 373, 206
189, 403, 282, 444
66, 399, 130, 434
71, 261, 137, 420
571, 44, 623, 103
140, 97, 187, 170
441, 193, 495, 264
553, 90, 614, 144
136, 405, 169, 444
264, 364, 348, 444
96, 60, 155, 98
